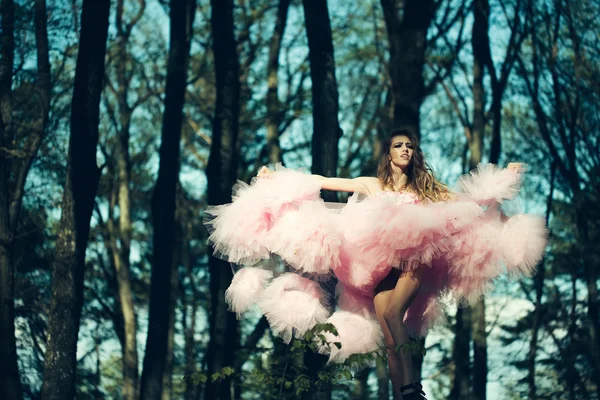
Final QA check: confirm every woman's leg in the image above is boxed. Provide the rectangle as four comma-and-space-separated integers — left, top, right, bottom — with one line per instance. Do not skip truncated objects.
383, 267, 424, 390
374, 289, 403, 398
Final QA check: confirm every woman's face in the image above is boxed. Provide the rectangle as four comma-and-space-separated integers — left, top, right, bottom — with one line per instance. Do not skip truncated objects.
389, 135, 414, 169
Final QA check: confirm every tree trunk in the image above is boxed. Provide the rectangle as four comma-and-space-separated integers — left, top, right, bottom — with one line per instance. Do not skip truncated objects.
300, 1, 342, 399
110, 0, 145, 397
575, 198, 600, 399
10, 0, 52, 228
303, 0, 342, 183
183, 294, 199, 400
182, 218, 199, 400
528, 162, 555, 400
450, 307, 471, 400
0, 0, 20, 398
139, 0, 195, 398
265, 0, 292, 165
162, 185, 185, 400
351, 368, 370, 400
1, 5, 52, 393
469, 2, 489, 399
471, 299, 486, 400
162, 246, 180, 400
0, 0, 14, 143
40, 1, 109, 398
376, 357, 389, 400
203, 1, 240, 399
94, 323, 102, 398
108, 179, 139, 400
379, 0, 436, 135
0, 69, 20, 400
469, 0, 486, 171
105, 184, 128, 349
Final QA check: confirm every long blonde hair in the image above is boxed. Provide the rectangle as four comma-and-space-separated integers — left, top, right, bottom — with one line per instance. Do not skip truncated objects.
377, 130, 450, 202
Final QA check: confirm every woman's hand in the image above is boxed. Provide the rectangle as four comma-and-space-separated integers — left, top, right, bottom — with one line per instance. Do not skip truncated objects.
507, 162, 525, 173
257, 166, 273, 178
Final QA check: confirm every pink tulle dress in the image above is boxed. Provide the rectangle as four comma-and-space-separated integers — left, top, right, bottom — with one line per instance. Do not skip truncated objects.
203, 164, 548, 363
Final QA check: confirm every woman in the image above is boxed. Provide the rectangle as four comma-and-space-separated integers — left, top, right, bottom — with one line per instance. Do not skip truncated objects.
207, 130, 543, 400
261, 131, 437, 399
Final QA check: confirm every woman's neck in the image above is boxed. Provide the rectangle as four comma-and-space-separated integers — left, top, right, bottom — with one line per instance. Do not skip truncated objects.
389, 165, 409, 191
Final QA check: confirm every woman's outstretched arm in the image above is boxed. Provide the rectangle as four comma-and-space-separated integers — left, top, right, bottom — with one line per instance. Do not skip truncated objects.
257, 166, 377, 194
316, 175, 376, 193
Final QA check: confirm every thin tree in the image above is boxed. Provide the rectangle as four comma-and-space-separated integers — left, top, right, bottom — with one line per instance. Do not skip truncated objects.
40, 0, 110, 398
261, 1, 295, 396
0, 0, 20, 398
469, 1, 489, 398
161, 189, 182, 400
139, 0, 196, 398
301, 0, 343, 399
203, 0, 240, 399
103, 1, 147, 398
303, 0, 342, 186
527, 162, 555, 400
265, 0, 292, 164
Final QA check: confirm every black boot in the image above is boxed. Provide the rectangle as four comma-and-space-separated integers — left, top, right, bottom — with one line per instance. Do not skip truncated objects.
399, 382, 427, 400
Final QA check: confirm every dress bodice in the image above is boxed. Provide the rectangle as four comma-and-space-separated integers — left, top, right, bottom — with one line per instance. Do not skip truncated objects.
370, 190, 420, 204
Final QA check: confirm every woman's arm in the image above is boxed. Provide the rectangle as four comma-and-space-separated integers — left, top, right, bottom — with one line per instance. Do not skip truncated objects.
257, 166, 376, 194
316, 176, 376, 193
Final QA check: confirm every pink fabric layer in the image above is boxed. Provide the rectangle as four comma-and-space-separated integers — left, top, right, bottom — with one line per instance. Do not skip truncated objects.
319, 311, 384, 364
258, 273, 330, 344
225, 267, 273, 316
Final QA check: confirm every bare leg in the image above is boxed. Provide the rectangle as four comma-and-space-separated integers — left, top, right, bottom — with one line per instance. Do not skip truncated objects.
374, 289, 403, 399
383, 268, 424, 392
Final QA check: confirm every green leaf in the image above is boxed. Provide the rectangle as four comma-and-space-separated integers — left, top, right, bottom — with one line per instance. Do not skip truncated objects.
291, 340, 305, 352
222, 366, 235, 377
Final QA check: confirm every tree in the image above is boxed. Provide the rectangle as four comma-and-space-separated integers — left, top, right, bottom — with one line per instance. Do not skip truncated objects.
139, 0, 196, 398
40, 0, 110, 398
301, 0, 343, 398
203, 0, 240, 399
468, 2, 490, 398
265, 0, 292, 165
303, 0, 342, 183
379, 0, 437, 135
102, 1, 147, 398
0, 0, 21, 398
527, 162, 556, 400
517, 0, 600, 396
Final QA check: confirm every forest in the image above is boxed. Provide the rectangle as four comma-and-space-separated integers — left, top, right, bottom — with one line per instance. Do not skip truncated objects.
0, 0, 598, 399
